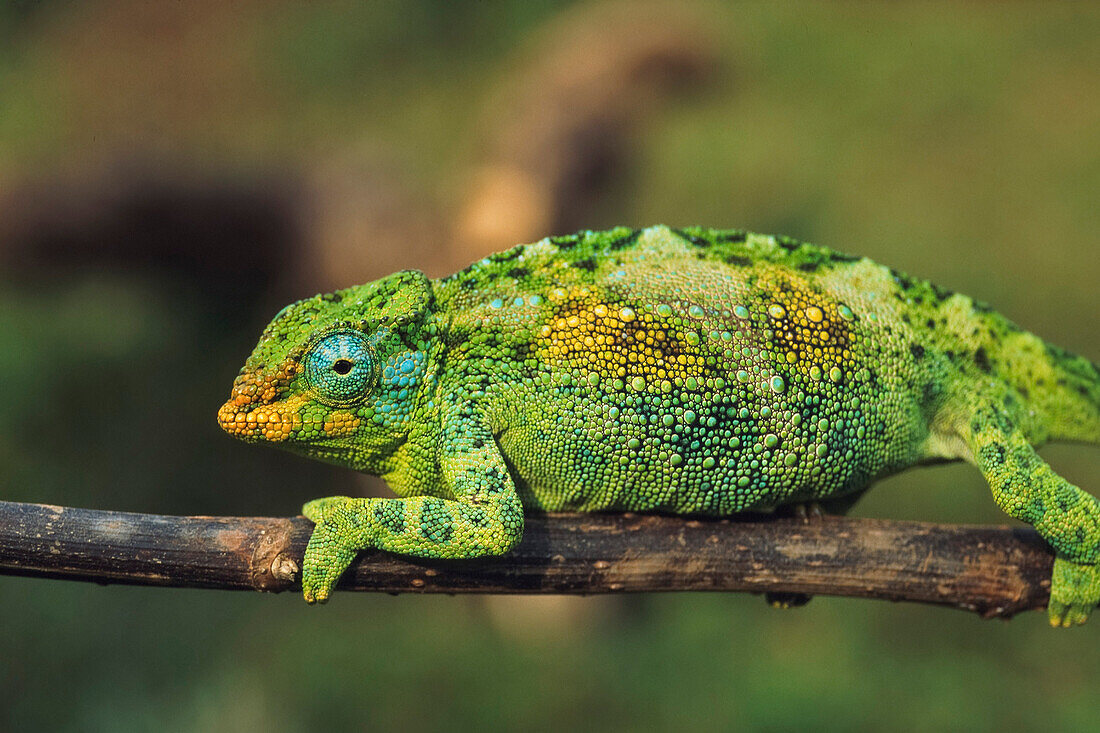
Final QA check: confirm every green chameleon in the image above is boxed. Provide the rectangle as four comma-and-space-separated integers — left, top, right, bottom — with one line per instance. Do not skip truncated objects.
218, 225, 1100, 626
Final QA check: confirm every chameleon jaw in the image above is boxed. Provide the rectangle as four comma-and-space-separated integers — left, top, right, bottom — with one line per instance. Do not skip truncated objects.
217, 394, 308, 443
217, 365, 305, 443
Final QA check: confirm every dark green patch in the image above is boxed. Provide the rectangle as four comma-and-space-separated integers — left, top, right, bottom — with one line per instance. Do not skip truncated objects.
979, 442, 1006, 466
909, 343, 925, 360
374, 502, 406, 534
488, 245, 524, 263
462, 505, 490, 527
724, 255, 752, 267
507, 267, 529, 279
931, 283, 954, 302
572, 258, 597, 272
716, 231, 746, 243
673, 228, 711, 247
890, 269, 914, 291
828, 252, 861, 263
774, 235, 802, 252
498, 501, 523, 528
420, 500, 454, 543
974, 347, 992, 373
607, 229, 641, 251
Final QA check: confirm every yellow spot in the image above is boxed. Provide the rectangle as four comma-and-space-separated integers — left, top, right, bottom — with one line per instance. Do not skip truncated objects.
539, 295, 704, 386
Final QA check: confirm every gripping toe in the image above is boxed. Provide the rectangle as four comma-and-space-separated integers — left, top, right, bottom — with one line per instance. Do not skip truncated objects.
1048, 558, 1099, 627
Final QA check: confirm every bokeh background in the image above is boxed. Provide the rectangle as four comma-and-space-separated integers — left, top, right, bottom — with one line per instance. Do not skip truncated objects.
2, 2, 1098, 730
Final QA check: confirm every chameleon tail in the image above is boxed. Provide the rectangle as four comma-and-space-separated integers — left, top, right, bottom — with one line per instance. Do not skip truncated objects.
943, 299, 1100, 446
1032, 340, 1100, 445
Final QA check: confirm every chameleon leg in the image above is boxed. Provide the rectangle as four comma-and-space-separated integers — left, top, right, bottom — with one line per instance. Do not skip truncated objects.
964, 399, 1100, 626
300, 412, 525, 604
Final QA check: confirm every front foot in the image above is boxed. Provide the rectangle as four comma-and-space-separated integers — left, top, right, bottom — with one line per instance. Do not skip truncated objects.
301, 496, 360, 605
1048, 558, 1100, 627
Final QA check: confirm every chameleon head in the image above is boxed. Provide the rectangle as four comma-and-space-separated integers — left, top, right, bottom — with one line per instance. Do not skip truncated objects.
218, 270, 436, 471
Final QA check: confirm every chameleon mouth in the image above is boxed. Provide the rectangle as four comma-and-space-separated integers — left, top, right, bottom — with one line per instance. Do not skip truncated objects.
218, 396, 306, 442
217, 367, 303, 442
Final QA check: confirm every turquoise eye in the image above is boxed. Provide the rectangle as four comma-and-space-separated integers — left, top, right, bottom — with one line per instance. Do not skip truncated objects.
305, 331, 375, 403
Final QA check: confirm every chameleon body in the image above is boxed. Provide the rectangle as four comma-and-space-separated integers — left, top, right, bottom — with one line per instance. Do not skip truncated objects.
218, 225, 1100, 625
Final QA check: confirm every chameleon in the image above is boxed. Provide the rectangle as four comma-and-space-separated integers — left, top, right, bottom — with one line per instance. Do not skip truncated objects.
218, 225, 1100, 626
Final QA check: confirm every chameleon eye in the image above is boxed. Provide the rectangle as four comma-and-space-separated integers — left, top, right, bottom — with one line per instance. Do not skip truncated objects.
304, 331, 376, 404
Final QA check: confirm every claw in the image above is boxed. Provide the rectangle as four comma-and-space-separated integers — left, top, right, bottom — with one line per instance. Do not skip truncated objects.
791, 502, 825, 522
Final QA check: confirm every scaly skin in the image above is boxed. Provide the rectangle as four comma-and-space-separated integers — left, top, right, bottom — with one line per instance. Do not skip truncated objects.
218, 226, 1100, 625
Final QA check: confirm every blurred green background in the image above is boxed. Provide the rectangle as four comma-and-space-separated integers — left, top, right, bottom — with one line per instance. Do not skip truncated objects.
1, 2, 1098, 730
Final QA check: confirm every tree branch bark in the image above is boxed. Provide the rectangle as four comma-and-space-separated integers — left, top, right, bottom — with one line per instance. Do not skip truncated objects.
0, 500, 1053, 618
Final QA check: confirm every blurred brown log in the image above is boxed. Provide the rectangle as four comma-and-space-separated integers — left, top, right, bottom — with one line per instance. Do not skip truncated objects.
0, 500, 1054, 619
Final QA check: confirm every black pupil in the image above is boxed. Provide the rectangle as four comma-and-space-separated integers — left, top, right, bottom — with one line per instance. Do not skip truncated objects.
332, 359, 354, 375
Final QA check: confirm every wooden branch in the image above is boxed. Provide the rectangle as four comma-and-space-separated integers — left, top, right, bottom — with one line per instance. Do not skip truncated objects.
0, 500, 1053, 618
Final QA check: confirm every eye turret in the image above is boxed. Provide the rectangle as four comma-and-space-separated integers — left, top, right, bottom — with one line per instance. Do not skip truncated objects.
304, 331, 376, 404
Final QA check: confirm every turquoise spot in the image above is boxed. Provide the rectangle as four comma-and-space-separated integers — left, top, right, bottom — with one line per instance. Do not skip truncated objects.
683, 410, 697, 424
770, 376, 786, 393
513, 297, 525, 307
489, 298, 503, 309
662, 415, 675, 427
688, 305, 704, 318
838, 304, 854, 320
656, 304, 672, 317
528, 295, 542, 306
734, 305, 750, 319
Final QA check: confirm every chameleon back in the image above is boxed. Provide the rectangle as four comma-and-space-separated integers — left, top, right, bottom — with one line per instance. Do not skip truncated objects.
433, 225, 932, 514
